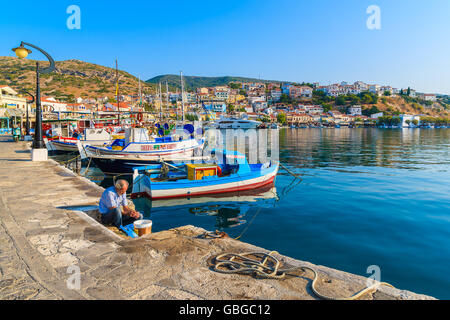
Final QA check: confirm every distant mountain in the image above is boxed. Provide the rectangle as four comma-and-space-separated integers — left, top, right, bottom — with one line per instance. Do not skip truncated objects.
146, 74, 284, 91
0, 56, 156, 102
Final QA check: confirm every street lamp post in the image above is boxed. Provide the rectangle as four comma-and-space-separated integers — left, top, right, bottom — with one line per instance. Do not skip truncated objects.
12, 42, 55, 161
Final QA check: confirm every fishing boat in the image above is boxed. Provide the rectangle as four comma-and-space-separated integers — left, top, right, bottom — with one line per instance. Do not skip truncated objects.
85, 126, 204, 157
131, 150, 279, 200
43, 118, 121, 152
46, 128, 118, 152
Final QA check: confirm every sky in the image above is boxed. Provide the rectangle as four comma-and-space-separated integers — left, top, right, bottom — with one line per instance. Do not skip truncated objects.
1, 0, 449, 94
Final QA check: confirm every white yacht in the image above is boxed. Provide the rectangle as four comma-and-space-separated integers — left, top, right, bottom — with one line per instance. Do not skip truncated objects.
211, 117, 262, 129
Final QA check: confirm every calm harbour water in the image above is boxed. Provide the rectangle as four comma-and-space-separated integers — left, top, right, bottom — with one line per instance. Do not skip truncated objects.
52, 128, 450, 299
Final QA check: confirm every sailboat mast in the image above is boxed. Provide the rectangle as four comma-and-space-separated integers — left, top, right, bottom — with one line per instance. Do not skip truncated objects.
138, 76, 142, 107
116, 59, 120, 125
159, 82, 162, 121
166, 81, 169, 111
180, 71, 185, 122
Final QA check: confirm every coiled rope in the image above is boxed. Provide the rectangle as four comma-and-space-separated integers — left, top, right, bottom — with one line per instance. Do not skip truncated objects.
212, 250, 395, 300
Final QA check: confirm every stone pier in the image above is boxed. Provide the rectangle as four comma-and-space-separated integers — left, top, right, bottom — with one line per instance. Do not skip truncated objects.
0, 137, 435, 300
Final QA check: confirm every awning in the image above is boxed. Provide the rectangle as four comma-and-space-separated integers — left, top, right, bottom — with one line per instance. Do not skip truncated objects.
2, 108, 24, 117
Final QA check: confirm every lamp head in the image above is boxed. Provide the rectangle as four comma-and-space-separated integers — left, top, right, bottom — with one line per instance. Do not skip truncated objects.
12, 43, 32, 59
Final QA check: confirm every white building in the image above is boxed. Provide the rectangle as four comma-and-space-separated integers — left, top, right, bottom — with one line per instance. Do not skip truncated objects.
0, 86, 27, 110
305, 105, 324, 115
348, 105, 362, 116
271, 90, 282, 102
400, 114, 421, 127
371, 112, 384, 119
40, 97, 67, 112
214, 86, 230, 101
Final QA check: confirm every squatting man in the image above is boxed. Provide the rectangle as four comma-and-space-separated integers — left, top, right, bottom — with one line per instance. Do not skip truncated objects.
99, 179, 142, 228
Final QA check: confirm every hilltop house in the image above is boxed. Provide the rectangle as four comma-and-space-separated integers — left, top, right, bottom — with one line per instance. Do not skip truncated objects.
348, 105, 362, 116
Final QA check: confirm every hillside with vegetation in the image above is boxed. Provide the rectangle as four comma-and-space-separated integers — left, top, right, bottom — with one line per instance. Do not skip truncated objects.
0, 56, 157, 102
146, 74, 288, 91
310, 90, 450, 118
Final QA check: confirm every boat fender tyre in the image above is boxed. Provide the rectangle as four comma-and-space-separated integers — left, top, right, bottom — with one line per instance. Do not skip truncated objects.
217, 166, 222, 177
137, 113, 143, 122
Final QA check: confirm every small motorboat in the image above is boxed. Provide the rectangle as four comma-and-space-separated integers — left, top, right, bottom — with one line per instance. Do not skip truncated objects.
131, 150, 279, 200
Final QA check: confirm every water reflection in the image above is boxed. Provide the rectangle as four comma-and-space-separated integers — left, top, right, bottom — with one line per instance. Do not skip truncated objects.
280, 128, 450, 171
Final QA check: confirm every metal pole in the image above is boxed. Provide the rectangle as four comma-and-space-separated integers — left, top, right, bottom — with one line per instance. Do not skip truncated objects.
180, 71, 185, 122
33, 62, 45, 149
159, 82, 162, 121
116, 59, 120, 125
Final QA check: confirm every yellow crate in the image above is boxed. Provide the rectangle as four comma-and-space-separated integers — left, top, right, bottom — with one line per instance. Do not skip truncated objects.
186, 164, 218, 180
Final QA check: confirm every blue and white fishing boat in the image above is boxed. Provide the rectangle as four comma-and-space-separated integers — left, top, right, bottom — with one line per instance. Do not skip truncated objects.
131, 150, 279, 200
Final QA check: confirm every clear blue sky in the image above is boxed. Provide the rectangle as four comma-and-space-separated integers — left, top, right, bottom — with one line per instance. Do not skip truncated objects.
1, 0, 449, 94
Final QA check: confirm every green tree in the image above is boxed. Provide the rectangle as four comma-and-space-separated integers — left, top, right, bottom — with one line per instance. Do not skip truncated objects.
322, 103, 332, 112
277, 112, 287, 125
280, 94, 292, 104
336, 96, 346, 106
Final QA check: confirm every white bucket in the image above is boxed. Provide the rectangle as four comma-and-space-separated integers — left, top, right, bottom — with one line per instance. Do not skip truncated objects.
133, 219, 152, 236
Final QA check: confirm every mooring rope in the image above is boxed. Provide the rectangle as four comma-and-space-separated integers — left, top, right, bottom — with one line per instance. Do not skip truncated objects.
279, 162, 303, 181
212, 250, 395, 300
60, 154, 81, 165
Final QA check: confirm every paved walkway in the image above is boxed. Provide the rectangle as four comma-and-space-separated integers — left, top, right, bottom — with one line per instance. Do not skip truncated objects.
0, 137, 435, 300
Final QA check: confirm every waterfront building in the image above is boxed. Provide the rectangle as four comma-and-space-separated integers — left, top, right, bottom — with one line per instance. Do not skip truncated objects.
0, 86, 27, 110
371, 112, 384, 119
400, 114, 421, 127
285, 112, 312, 125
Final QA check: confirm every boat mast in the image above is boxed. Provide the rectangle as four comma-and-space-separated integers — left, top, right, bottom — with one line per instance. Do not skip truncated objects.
159, 82, 162, 122
180, 71, 185, 122
166, 81, 169, 118
116, 59, 121, 125
138, 75, 142, 108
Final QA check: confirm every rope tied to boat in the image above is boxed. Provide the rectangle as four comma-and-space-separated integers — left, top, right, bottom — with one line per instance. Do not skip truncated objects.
211, 250, 395, 300
279, 162, 302, 181
60, 154, 81, 165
